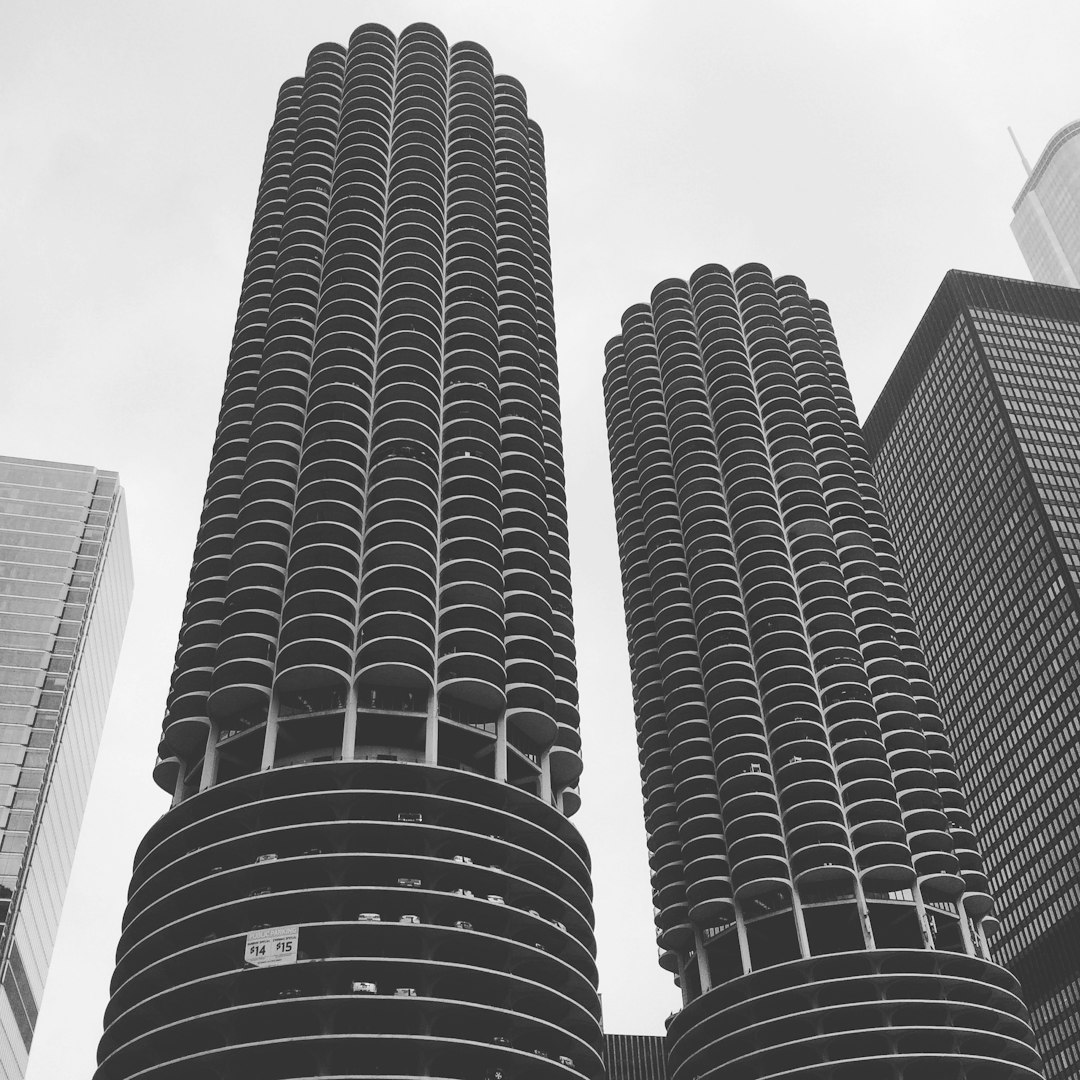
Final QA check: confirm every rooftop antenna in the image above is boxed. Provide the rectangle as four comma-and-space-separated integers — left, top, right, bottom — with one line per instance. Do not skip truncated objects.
1008, 126, 1033, 176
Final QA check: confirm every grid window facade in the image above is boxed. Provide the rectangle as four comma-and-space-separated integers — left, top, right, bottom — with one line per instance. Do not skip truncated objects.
866, 271, 1080, 1080
0, 457, 131, 1078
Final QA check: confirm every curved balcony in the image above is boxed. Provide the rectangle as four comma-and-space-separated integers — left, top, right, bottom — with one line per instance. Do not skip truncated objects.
856, 840, 915, 886
549, 742, 582, 792
790, 839, 854, 882
716, 755, 776, 801
163, 711, 212, 761
505, 688, 558, 749
727, 829, 790, 899
437, 650, 505, 712
152, 755, 182, 794
364, 461, 440, 514
273, 630, 354, 693
686, 869, 734, 924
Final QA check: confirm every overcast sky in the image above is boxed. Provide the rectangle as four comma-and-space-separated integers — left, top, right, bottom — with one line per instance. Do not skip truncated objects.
2, 1, 1075, 1075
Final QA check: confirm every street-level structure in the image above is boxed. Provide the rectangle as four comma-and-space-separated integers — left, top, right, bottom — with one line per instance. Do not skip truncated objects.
605, 1033, 667, 1080
1011, 121, 1080, 287
865, 270, 1080, 1080
0, 457, 131, 1079
603, 262, 1045, 1080
95, 22, 601, 1080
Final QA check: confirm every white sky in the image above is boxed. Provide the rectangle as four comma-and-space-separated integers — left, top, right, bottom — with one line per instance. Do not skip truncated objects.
1, 1, 1074, 1075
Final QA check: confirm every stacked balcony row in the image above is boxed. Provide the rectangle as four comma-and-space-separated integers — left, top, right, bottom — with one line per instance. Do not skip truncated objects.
157, 22, 580, 808
801, 299, 991, 918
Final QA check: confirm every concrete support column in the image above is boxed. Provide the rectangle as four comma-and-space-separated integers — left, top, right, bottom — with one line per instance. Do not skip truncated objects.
540, 747, 552, 803
853, 878, 877, 949
341, 683, 358, 761
261, 695, 280, 771
425, 688, 439, 765
791, 886, 811, 960
199, 721, 220, 791
912, 884, 936, 950
675, 950, 691, 1007
172, 759, 187, 807
734, 904, 752, 975
494, 711, 507, 782
977, 920, 992, 960
692, 925, 713, 993
956, 903, 977, 957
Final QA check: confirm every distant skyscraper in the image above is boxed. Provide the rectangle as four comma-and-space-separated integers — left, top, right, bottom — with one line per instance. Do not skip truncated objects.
865, 270, 1080, 1080
0, 457, 131, 1079
603, 263, 1045, 1080
1011, 121, 1080, 287
94, 22, 601, 1080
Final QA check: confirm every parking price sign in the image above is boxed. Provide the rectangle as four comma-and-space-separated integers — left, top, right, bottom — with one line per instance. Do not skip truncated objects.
244, 924, 299, 967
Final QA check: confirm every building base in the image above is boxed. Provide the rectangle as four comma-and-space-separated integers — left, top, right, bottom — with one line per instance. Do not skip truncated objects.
665, 950, 1042, 1080
95, 761, 603, 1079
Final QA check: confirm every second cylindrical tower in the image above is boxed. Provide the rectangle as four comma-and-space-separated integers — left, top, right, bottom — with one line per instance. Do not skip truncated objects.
603, 262, 1044, 1080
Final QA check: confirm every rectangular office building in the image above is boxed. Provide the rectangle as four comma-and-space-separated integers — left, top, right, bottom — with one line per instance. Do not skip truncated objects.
0, 457, 132, 1078
864, 271, 1080, 1078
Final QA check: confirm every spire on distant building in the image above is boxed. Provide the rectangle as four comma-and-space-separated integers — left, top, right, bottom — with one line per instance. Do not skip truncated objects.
1009, 125, 1033, 176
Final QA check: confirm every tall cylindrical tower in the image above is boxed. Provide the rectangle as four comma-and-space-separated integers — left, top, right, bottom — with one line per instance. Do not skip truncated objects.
96, 23, 601, 1080
603, 263, 1044, 1080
